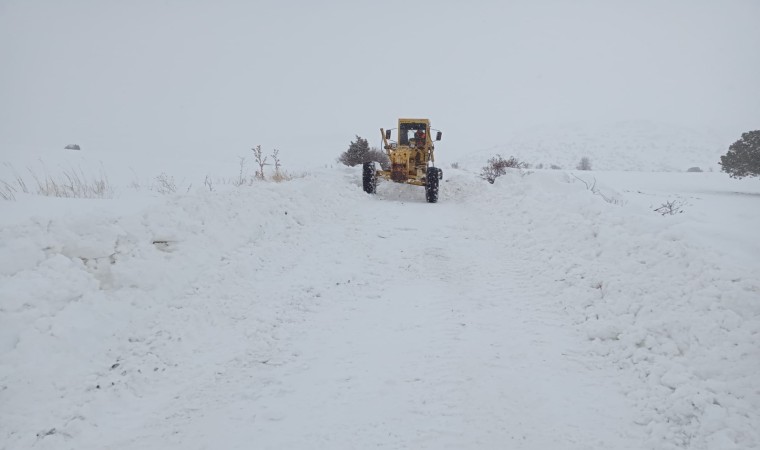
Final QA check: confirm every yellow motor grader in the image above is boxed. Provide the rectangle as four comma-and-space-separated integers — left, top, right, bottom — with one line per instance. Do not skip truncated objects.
363, 118, 443, 203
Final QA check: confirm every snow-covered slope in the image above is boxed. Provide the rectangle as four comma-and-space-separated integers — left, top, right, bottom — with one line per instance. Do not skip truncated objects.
458, 120, 727, 172
1, 161, 758, 449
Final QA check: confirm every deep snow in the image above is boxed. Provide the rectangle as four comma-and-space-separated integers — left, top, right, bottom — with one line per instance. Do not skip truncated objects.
1, 159, 759, 450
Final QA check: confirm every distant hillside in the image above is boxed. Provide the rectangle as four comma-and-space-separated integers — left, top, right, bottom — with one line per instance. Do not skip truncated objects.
460, 120, 727, 172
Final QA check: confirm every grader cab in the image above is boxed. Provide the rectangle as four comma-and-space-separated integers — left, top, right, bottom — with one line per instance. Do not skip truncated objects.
363, 118, 443, 203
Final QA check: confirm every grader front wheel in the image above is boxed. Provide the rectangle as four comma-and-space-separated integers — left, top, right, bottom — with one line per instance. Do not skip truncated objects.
425, 167, 439, 203
363, 162, 377, 194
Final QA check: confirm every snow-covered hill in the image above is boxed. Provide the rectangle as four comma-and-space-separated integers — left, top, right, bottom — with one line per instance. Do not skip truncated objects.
458, 120, 728, 172
1, 158, 758, 449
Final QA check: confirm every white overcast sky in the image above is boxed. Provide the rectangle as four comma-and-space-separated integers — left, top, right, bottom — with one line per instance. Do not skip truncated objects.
1, 0, 758, 165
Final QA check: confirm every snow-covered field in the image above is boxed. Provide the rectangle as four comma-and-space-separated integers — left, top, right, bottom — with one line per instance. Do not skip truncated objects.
1, 153, 758, 450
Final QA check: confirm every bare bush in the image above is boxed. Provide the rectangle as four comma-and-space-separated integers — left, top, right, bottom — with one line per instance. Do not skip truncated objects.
204, 175, 214, 192
271, 149, 286, 182
571, 174, 624, 206
154, 172, 177, 194
654, 199, 685, 215
480, 154, 528, 184
550, 164, 562, 170
451, 162, 460, 169
686, 167, 703, 173
252, 145, 268, 180
234, 157, 247, 186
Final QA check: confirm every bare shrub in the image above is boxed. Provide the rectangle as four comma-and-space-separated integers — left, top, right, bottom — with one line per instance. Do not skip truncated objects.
154, 172, 177, 194
571, 174, 624, 206
480, 154, 528, 184
252, 145, 268, 180
550, 164, 562, 170
450, 162, 460, 169
686, 167, 703, 173
271, 149, 286, 182
654, 199, 685, 215
576, 157, 592, 171
234, 157, 247, 186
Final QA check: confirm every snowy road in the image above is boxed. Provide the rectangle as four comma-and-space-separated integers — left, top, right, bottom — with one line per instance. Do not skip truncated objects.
2, 168, 758, 449
228, 197, 644, 449
106, 180, 643, 449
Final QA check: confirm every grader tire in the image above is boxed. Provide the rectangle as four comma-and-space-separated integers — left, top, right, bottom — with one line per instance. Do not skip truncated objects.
363, 162, 377, 194
425, 167, 439, 203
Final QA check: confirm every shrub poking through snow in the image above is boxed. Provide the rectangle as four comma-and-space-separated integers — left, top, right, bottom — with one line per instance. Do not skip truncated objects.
576, 156, 592, 171
252, 145, 268, 180
154, 172, 177, 194
269, 148, 298, 182
571, 174, 624, 205
654, 199, 686, 215
480, 154, 528, 184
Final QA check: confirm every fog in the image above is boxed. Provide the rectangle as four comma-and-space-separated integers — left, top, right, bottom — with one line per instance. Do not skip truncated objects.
1, 0, 758, 165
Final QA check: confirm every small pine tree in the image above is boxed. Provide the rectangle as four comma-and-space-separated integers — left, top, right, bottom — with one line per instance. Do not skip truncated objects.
576, 156, 592, 171
338, 135, 371, 166
339, 136, 389, 167
720, 130, 760, 179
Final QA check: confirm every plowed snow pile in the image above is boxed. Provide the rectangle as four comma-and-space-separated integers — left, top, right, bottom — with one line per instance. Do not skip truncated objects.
1, 165, 758, 450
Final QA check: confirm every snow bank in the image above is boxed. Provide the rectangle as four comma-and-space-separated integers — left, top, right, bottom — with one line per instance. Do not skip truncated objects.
0, 170, 365, 449
455, 169, 759, 449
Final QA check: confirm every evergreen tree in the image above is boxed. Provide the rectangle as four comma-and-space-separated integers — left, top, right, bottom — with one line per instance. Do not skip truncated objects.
338, 135, 371, 166
720, 130, 760, 179
576, 156, 592, 171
